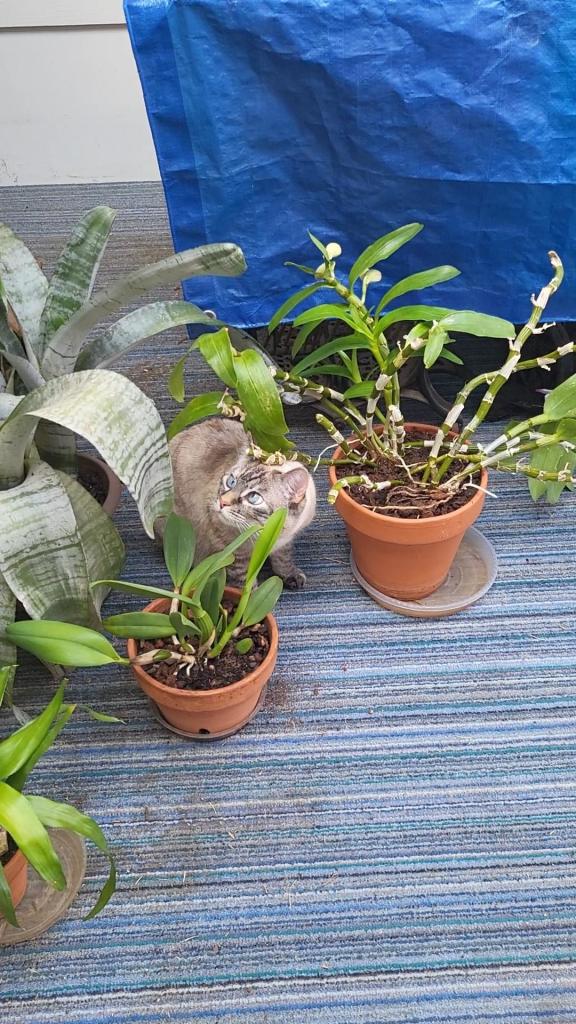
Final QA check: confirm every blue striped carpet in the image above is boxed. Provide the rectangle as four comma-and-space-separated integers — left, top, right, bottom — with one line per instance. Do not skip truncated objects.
1, 185, 576, 1022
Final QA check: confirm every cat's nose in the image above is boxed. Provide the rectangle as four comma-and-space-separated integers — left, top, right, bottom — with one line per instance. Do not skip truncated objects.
219, 492, 233, 507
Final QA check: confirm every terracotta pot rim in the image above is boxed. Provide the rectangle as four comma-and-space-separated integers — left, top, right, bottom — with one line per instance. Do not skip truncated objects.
328, 421, 488, 527
77, 453, 124, 516
126, 588, 279, 701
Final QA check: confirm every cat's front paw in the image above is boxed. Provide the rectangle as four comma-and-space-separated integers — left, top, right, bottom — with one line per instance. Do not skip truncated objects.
283, 568, 306, 590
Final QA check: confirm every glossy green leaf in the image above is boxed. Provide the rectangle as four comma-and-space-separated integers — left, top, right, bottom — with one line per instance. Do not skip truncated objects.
544, 373, 576, 420
103, 612, 175, 640
344, 381, 375, 399
94, 579, 200, 609
437, 311, 515, 339
291, 320, 321, 358
293, 303, 357, 329
5, 620, 125, 667
303, 363, 355, 380
292, 335, 368, 376
376, 265, 461, 313
375, 305, 454, 333
27, 795, 116, 918
163, 513, 196, 588
235, 637, 254, 655
79, 706, 126, 725
0, 783, 65, 890
0, 860, 17, 926
200, 568, 226, 625
307, 231, 329, 258
38, 207, 116, 353
0, 665, 15, 709
7, 703, 76, 794
0, 682, 65, 781
348, 224, 423, 286
269, 283, 323, 333
182, 525, 260, 594
438, 347, 464, 366
234, 348, 289, 445
167, 391, 225, 441
195, 328, 238, 388
241, 575, 283, 627
246, 509, 287, 584
167, 352, 188, 403
169, 611, 201, 639
424, 327, 449, 369
528, 444, 576, 503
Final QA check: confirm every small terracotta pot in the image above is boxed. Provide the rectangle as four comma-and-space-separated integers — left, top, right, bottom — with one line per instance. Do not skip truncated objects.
3, 849, 28, 912
328, 422, 488, 601
77, 453, 123, 516
126, 590, 278, 739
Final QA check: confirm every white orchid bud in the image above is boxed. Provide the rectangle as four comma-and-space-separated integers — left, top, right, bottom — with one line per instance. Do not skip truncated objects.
314, 263, 328, 277
325, 242, 342, 259
361, 269, 382, 285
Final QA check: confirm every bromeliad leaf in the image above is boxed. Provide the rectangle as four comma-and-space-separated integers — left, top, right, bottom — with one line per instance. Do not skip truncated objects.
38, 206, 117, 354
75, 301, 215, 372
0, 222, 48, 356
348, 224, 423, 286
376, 265, 461, 313
163, 514, 196, 588
5, 620, 126, 667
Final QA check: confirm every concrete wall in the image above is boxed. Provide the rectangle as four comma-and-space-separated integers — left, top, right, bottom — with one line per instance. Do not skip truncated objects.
0, 1, 160, 185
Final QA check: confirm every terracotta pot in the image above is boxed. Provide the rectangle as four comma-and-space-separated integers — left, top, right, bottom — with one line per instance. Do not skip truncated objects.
328, 422, 488, 601
77, 453, 123, 516
126, 590, 278, 739
3, 849, 28, 913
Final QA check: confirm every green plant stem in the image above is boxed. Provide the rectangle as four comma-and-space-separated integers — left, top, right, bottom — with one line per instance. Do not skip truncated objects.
431, 251, 564, 482
449, 431, 565, 487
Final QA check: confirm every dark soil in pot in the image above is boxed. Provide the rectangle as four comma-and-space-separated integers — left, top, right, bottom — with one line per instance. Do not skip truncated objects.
336, 427, 481, 519
77, 463, 108, 506
137, 620, 270, 692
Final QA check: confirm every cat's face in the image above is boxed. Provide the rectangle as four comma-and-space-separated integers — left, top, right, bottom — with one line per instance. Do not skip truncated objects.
215, 458, 310, 530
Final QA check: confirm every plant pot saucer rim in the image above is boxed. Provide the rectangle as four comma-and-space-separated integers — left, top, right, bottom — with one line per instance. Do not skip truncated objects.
328, 421, 488, 527
126, 590, 279, 700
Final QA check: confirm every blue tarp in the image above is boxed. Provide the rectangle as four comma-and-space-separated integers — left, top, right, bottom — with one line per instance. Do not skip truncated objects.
125, 0, 576, 325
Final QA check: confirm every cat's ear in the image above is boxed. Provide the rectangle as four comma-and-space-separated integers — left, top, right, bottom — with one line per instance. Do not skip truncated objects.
277, 463, 309, 505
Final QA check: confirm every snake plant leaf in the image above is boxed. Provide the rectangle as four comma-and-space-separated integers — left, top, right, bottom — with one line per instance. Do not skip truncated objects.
234, 349, 289, 448
75, 300, 215, 371
41, 243, 246, 380
38, 206, 117, 355
0, 682, 65, 781
292, 335, 368, 376
375, 265, 461, 314
6, 620, 125, 667
0, 783, 66, 890
167, 392, 226, 441
0, 461, 101, 626
437, 311, 515, 339
246, 508, 287, 584
56, 469, 124, 612
543, 373, 576, 420
14, 369, 173, 537
26, 795, 116, 918
163, 514, 196, 588
241, 575, 283, 627
102, 611, 175, 639
348, 224, 423, 286
195, 328, 238, 388
268, 283, 323, 333
0, 223, 48, 356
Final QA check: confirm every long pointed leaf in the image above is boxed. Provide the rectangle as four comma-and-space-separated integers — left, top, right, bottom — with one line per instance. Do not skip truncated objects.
246, 509, 287, 583
376, 265, 461, 314
0, 860, 17, 926
6, 620, 125, 667
292, 335, 368, 375
7, 703, 76, 793
375, 305, 454, 333
348, 224, 423, 286
168, 392, 225, 441
38, 206, 117, 355
241, 576, 283, 627
195, 328, 238, 388
0, 223, 48, 355
0, 682, 65, 781
27, 795, 116, 918
234, 349, 289, 447
103, 612, 175, 639
268, 283, 323, 333
75, 300, 215, 371
293, 303, 357, 329
41, 243, 246, 379
163, 513, 196, 588
57, 469, 124, 612
0, 783, 65, 889
437, 311, 514, 338
182, 525, 260, 594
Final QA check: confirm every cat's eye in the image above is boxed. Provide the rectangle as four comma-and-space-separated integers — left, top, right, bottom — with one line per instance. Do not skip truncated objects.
246, 491, 263, 506
224, 473, 237, 490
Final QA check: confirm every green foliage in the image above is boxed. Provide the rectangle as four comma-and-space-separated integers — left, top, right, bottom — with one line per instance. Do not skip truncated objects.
0, 682, 115, 925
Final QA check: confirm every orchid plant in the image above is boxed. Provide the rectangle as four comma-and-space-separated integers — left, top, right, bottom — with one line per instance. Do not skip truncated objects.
170, 226, 576, 510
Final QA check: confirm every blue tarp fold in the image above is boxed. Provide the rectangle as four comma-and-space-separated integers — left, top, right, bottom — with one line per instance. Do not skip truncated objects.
125, 0, 576, 324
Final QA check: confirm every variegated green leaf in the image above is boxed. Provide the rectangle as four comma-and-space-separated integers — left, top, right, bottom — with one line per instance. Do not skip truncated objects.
41, 243, 246, 379
56, 469, 124, 612
34, 422, 77, 475
0, 222, 48, 356
38, 207, 117, 355
0, 461, 101, 626
75, 300, 215, 371
0, 293, 25, 361
3, 369, 173, 537
0, 572, 16, 698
